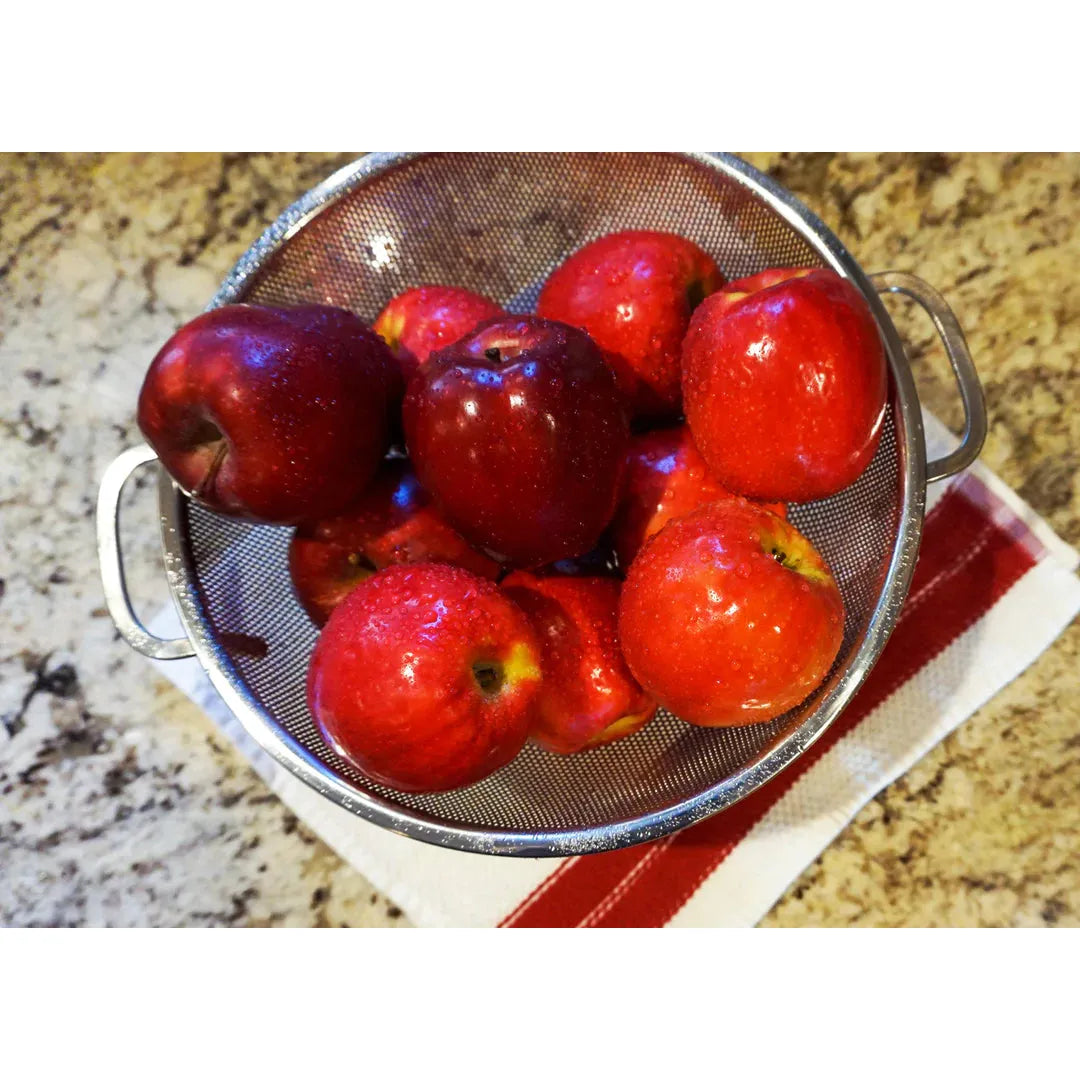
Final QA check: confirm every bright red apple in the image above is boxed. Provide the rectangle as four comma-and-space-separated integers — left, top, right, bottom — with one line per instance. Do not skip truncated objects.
682, 268, 887, 502
403, 315, 629, 568
608, 425, 787, 568
289, 460, 501, 626
618, 498, 844, 727
307, 563, 542, 792
137, 304, 398, 524
374, 285, 504, 384
537, 230, 722, 420
501, 572, 656, 754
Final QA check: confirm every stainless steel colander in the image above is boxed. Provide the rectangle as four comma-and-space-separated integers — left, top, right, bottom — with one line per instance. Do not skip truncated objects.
97, 153, 986, 856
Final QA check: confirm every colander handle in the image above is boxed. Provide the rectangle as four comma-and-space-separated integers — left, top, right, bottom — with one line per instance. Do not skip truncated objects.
96, 444, 196, 661
871, 271, 988, 483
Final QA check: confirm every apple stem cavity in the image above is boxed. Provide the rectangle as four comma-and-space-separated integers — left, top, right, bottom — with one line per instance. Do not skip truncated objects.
769, 546, 800, 573
471, 660, 504, 696
483, 347, 502, 363
193, 438, 229, 501
346, 551, 377, 572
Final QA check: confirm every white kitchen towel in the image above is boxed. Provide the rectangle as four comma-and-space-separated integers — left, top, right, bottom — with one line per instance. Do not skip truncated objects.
148, 414, 1080, 926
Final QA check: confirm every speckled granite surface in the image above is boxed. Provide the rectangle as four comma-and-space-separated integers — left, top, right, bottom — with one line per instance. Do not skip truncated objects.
1, 153, 1077, 926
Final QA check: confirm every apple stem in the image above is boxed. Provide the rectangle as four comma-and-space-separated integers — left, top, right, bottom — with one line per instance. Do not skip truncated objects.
770, 547, 798, 571
194, 440, 229, 500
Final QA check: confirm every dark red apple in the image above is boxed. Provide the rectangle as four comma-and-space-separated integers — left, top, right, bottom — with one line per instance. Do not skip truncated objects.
373, 285, 503, 384
537, 230, 722, 420
501, 571, 656, 754
289, 460, 501, 626
609, 425, 787, 568
137, 304, 397, 524
618, 498, 844, 727
682, 268, 887, 502
403, 315, 629, 568
307, 563, 542, 792
284, 303, 404, 412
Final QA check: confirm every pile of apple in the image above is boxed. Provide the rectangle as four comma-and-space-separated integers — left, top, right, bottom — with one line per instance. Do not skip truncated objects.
137, 230, 887, 793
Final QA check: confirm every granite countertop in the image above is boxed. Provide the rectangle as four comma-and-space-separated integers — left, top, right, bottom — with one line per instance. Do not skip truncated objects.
1, 153, 1077, 927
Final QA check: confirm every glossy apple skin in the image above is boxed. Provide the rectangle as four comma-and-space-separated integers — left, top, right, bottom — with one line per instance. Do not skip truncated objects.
537, 230, 722, 421
374, 285, 504, 384
501, 572, 656, 754
290, 303, 406, 429
682, 268, 887, 502
403, 315, 629, 568
618, 498, 844, 727
137, 304, 398, 524
289, 460, 501, 626
609, 425, 787, 568
308, 563, 542, 792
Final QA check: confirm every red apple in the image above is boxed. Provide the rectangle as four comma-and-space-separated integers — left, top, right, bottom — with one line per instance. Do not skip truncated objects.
374, 285, 504, 384
403, 315, 629, 568
289, 460, 501, 626
618, 498, 844, 727
307, 563, 542, 792
537, 230, 722, 420
284, 303, 404, 411
137, 304, 397, 524
501, 571, 656, 754
682, 268, 887, 502
609, 425, 787, 568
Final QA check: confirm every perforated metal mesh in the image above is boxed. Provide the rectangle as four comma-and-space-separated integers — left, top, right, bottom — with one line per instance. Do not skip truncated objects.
182, 153, 903, 835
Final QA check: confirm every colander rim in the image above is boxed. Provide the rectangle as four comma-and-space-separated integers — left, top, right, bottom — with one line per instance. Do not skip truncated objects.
156, 152, 927, 857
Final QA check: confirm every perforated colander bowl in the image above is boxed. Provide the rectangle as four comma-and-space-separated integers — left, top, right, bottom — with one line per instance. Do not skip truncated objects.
98, 153, 986, 856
